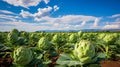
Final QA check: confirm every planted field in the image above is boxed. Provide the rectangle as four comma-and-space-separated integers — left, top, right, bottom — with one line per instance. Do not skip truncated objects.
0, 29, 120, 67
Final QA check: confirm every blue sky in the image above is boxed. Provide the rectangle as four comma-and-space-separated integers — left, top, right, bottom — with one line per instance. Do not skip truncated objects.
0, 0, 120, 32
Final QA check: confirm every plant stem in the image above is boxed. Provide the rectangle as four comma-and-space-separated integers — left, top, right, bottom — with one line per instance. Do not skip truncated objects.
81, 65, 83, 67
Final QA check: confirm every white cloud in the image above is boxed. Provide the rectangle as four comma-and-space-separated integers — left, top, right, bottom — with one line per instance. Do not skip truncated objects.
0, 14, 100, 32
0, 14, 19, 21
93, 18, 101, 27
20, 6, 56, 21
33, 6, 52, 17
0, 21, 49, 32
102, 25, 120, 29
81, 21, 86, 26
110, 14, 120, 18
37, 15, 98, 28
20, 10, 33, 18
3, 0, 41, 8
0, 14, 120, 31
43, 0, 50, 4
102, 21, 120, 29
0, 10, 15, 14
34, 16, 54, 22
34, 15, 97, 24
0, 10, 20, 22
30, 15, 99, 30
58, 15, 97, 24
54, 5, 59, 11
93, 18, 99, 27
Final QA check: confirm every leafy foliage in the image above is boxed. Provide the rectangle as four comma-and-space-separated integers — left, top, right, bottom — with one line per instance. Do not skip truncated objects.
0, 29, 120, 67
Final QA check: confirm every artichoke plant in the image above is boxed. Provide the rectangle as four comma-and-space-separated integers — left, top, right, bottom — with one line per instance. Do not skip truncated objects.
103, 33, 118, 44
72, 40, 97, 65
13, 46, 33, 66
56, 40, 97, 67
37, 37, 51, 50
7, 33, 18, 44
7, 29, 19, 45
78, 30, 83, 37
69, 34, 77, 43
10, 29, 19, 35
100, 33, 118, 59
51, 34, 61, 43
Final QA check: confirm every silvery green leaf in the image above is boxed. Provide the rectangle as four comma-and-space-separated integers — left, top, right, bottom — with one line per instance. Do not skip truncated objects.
56, 54, 82, 66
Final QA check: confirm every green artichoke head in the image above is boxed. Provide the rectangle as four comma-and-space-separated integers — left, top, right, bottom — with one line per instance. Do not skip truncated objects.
52, 34, 60, 43
69, 34, 77, 43
10, 29, 19, 35
103, 33, 118, 44
7, 33, 18, 43
13, 46, 33, 65
37, 37, 51, 50
72, 40, 96, 64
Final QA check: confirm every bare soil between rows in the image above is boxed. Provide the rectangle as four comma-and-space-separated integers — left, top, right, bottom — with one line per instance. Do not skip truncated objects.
1, 54, 120, 67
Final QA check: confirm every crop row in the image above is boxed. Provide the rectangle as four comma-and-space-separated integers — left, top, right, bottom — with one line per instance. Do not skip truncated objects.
0, 29, 120, 67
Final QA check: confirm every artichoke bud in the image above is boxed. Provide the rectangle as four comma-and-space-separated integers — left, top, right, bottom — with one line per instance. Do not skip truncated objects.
69, 34, 77, 43
10, 29, 19, 35
103, 34, 118, 44
52, 34, 60, 43
72, 40, 96, 64
38, 37, 51, 50
7, 32, 18, 43
13, 46, 33, 65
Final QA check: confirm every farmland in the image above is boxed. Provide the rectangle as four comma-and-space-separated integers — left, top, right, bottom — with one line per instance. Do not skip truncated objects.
0, 29, 120, 67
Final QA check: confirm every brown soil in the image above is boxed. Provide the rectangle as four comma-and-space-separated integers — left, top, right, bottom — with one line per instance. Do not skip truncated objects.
101, 60, 120, 67
113, 56, 120, 61
49, 56, 59, 67
0, 54, 12, 67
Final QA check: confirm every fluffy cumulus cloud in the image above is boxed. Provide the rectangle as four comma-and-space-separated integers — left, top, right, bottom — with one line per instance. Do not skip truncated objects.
3, 0, 42, 8
20, 10, 33, 18
20, 6, 58, 21
3, 0, 51, 8
34, 6, 52, 20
